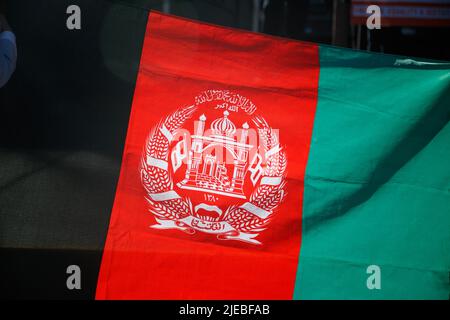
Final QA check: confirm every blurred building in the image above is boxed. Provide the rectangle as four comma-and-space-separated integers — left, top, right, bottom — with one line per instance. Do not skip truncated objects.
159, 0, 450, 60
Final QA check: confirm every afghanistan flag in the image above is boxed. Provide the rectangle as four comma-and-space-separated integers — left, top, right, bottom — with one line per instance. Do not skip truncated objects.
1, 5, 449, 300
95, 12, 450, 300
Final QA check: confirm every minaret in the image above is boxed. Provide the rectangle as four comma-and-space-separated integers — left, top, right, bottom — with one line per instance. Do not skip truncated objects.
184, 114, 206, 183
190, 114, 206, 179
238, 122, 249, 161
232, 122, 250, 193
192, 114, 206, 154
196, 114, 206, 135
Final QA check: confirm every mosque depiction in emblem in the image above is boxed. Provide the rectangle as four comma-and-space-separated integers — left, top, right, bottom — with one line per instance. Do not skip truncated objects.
177, 111, 252, 199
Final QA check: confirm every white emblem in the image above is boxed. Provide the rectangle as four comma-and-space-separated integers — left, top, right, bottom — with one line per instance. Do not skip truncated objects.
140, 90, 287, 245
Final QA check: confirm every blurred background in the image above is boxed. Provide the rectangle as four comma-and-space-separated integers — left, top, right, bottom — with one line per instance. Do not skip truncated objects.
133, 0, 450, 60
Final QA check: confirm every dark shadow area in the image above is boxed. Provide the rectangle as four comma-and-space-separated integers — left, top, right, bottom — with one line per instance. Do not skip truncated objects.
0, 0, 148, 299
0, 248, 102, 299
0, 0, 147, 156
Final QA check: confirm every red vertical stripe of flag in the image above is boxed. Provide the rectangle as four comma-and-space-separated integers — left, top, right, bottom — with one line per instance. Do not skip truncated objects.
96, 11, 320, 299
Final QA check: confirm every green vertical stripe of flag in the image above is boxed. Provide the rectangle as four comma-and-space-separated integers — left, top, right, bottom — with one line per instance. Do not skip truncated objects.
294, 46, 450, 299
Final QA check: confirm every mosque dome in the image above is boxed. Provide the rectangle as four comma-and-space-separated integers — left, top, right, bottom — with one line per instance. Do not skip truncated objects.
211, 111, 236, 137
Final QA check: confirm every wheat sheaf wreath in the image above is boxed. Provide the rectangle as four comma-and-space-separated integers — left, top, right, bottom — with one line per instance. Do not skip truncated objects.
140, 103, 287, 240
